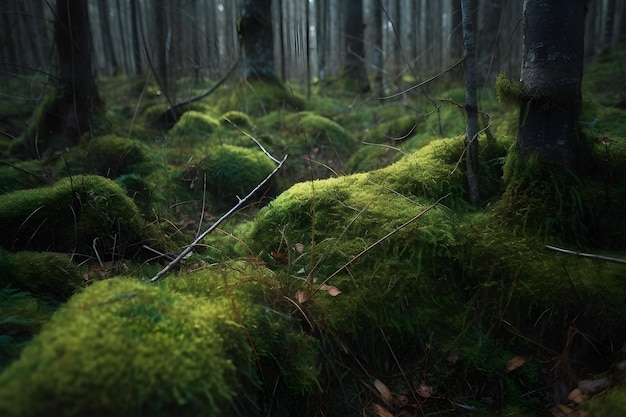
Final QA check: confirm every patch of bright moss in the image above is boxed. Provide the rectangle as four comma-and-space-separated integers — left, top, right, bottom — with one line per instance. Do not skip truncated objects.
0, 278, 250, 417
83, 134, 152, 178
0, 175, 145, 254
168, 110, 220, 141
215, 79, 305, 117
221, 110, 253, 128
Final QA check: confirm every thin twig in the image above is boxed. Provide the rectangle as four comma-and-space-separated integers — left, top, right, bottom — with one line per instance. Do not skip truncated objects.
307, 194, 450, 300
151, 155, 287, 282
545, 244, 626, 265
379, 59, 464, 100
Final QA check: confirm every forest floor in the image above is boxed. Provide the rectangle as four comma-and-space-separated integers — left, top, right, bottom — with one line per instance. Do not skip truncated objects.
1, 46, 626, 417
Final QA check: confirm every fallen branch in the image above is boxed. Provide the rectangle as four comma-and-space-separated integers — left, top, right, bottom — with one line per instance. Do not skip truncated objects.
545, 244, 626, 265
151, 154, 287, 282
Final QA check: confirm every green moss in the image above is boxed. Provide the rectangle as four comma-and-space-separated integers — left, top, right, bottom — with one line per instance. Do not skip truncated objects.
84, 134, 152, 178
215, 80, 306, 117
0, 278, 251, 417
221, 110, 253, 128
0, 175, 145, 254
0, 249, 84, 300
168, 110, 220, 140
586, 383, 626, 417
495, 72, 524, 107
180, 144, 276, 204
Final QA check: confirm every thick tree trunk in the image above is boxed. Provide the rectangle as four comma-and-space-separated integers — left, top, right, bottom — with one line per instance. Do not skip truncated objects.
517, 0, 586, 169
20, 0, 103, 156
240, 0, 277, 81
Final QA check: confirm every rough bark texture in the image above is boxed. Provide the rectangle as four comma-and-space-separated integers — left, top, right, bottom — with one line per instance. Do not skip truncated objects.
461, 0, 480, 205
240, 0, 277, 81
517, 0, 586, 169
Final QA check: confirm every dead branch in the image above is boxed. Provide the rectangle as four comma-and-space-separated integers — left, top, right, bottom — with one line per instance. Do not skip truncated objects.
545, 244, 626, 265
151, 153, 287, 282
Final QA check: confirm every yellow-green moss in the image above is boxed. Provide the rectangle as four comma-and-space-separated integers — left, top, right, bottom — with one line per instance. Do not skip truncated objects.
220, 110, 253, 128
495, 72, 524, 106
168, 110, 220, 140
215, 80, 306, 117
0, 175, 144, 253
0, 278, 249, 417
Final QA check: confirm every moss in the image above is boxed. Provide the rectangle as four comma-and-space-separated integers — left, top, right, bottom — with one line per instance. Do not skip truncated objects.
84, 134, 152, 178
0, 249, 84, 301
0, 175, 145, 254
180, 144, 276, 204
215, 79, 306, 117
168, 110, 220, 141
0, 286, 59, 370
221, 110, 253, 128
495, 72, 524, 107
586, 383, 626, 417
0, 278, 252, 417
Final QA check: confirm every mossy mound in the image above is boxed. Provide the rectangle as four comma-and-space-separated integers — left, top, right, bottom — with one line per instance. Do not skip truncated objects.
179, 144, 276, 205
220, 110, 253, 128
0, 266, 322, 417
0, 175, 145, 254
0, 250, 84, 301
257, 111, 357, 185
0, 278, 250, 417
168, 110, 221, 141
215, 80, 305, 117
84, 134, 152, 178
227, 135, 626, 413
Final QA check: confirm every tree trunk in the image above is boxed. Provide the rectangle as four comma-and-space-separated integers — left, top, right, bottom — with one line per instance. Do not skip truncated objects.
461, 0, 480, 205
516, 0, 586, 169
339, 0, 370, 92
240, 0, 277, 81
21, 0, 103, 156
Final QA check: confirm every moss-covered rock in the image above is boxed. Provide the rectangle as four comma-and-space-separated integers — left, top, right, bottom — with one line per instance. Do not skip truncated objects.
215, 79, 306, 117
181, 144, 276, 204
168, 110, 220, 141
0, 175, 145, 254
0, 278, 250, 417
0, 249, 84, 300
220, 110, 253, 128
84, 134, 152, 178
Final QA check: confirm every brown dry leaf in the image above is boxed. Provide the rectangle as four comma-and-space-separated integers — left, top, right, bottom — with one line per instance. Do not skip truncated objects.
270, 251, 289, 264
374, 379, 394, 407
295, 290, 308, 304
568, 388, 588, 404
506, 355, 526, 373
372, 403, 394, 417
416, 382, 434, 398
319, 284, 342, 296
244, 257, 264, 264
293, 243, 305, 253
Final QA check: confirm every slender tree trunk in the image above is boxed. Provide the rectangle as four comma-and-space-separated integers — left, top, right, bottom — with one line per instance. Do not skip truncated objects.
517, 0, 586, 169
461, 0, 480, 205
339, 0, 370, 92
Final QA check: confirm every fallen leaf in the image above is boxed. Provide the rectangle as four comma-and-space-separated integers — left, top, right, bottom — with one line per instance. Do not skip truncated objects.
374, 379, 394, 407
293, 243, 305, 253
270, 251, 289, 264
319, 284, 342, 296
295, 290, 308, 304
416, 382, 434, 398
506, 355, 526, 373
568, 388, 587, 404
372, 403, 394, 417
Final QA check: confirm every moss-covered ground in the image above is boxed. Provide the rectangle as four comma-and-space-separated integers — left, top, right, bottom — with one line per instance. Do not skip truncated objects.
0, 46, 626, 416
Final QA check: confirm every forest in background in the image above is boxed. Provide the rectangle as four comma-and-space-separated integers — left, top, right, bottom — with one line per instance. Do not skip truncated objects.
1, 1, 626, 417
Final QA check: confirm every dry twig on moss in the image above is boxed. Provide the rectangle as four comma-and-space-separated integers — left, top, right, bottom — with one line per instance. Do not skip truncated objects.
151, 154, 287, 282
545, 244, 626, 265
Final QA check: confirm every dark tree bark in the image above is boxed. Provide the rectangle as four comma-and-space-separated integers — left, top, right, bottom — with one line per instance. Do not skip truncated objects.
461, 0, 480, 205
240, 0, 277, 81
21, 0, 103, 156
338, 0, 370, 92
516, 0, 586, 169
